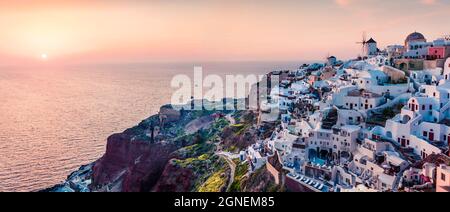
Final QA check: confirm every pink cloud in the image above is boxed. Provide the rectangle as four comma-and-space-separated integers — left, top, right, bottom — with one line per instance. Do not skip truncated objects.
334, 0, 352, 6
420, 0, 438, 5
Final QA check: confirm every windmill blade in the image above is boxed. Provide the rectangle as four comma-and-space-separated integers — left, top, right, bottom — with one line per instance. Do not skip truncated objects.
362, 31, 367, 43
356, 31, 368, 57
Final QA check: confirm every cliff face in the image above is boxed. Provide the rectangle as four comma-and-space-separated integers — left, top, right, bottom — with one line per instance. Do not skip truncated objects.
47, 103, 277, 192
241, 167, 285, 192
92, 133, 177, 192
90, 104, 187, 192
152, 161, 195, 192
88, 105, 232, 192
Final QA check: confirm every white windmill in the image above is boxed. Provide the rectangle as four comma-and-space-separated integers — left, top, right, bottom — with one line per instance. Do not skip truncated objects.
356, 32, 368, 58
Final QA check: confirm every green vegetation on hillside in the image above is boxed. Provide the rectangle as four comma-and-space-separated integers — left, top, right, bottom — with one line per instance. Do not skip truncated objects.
198, 168, 228, 192
172, 153, 212, 168
228, 160, 249, 192
231, 123, 251, 136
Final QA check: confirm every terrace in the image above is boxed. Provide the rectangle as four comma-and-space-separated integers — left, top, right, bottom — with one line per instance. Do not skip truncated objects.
347, 89, 382, 98
292, 138, 307, 149
286, 173, 330, 192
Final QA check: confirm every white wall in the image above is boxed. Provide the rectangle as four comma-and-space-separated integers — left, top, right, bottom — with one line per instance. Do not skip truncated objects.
444, 58, 450, 80
409, 135, 442, 159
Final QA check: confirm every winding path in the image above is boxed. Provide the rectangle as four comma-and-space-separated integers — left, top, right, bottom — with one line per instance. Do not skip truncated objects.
216, 152, 236, 191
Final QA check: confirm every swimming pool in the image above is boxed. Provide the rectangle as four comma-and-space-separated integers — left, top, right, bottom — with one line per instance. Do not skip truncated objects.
310, 157, 327, 166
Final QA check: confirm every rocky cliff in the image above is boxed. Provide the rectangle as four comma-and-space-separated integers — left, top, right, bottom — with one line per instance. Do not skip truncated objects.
46, 104, 278, 192
91, 134, 177, 192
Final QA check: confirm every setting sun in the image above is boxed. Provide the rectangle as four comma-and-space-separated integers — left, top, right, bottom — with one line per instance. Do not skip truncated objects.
40, 53, 48, 60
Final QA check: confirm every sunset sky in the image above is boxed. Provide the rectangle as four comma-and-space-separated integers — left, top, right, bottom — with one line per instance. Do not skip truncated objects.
0, 0, 449, 65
